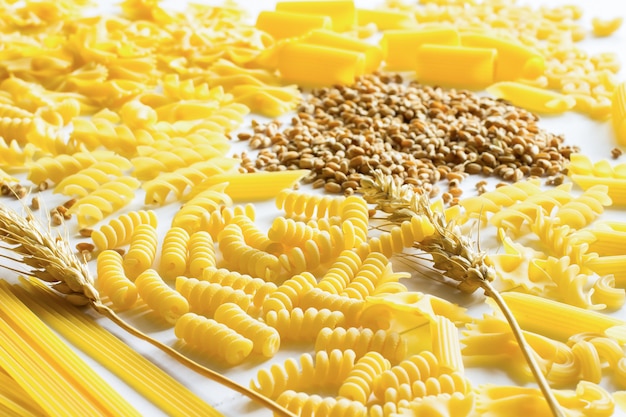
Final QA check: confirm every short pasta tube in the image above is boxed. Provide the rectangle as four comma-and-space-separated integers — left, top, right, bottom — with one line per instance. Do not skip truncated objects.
612, 81, 626, 146
460, 32, 545, 81
380, 27, 459, 71
275, 0, 356, 32
415, 44, 497, 90
301, 29, 383, 73
255, 10, 331, 40
277, 42, 366, 88
356, 8, 416, 31
486, 81, 576, 114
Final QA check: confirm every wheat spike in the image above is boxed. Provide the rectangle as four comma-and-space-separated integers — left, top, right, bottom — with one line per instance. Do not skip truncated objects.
0, 203, 295, 417
359, 170, 566, 417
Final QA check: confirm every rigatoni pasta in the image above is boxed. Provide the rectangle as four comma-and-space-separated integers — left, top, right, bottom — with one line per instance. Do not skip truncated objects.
301, 29, 383, 73
275, 0, 356, 32
255, 10, 332, 40
380, 27, 459, 71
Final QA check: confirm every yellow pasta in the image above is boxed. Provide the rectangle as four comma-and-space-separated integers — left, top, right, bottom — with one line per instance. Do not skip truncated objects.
415, 44, 497, 90
193, 170, 309, 202
135, 269, 189, 325
277, 42, 366, 88
275, 0, 356, 32
380, 27, 459, 71
356, 8, 416, 30
255, 10, 331, 40
301, 29, 383, 73
592, 17, 623, 37
11, 281, 221, 417
460, 32, 545, 81
430, 315, 464, 374
486, 81, 577, 114
0, 281, 140, 417
97, 249, 138, 310
499, 292, 626, 342
0, 368, 48, 417
612, 81, 626, 145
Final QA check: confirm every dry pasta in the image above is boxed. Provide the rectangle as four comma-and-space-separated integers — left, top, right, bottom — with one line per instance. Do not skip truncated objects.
338, 351, 391, 404
301, 29, 383, 73
372, 351, 441, 399
175, 312, 253, 366
275, 189, 345, 219
315, 326, 407, 363
415, 44, 497, 90
356, 8, 416, 30
202, 266, 277, 308
274, 0, 356, 32
123, 224, 159, 280
380, 27, 459, 71
262, 272, 317, 314
486, 81, 577, 114
135, 269, 189, 325
264, 307, 345, 342
96, 249, 137, 309
214, 303, 280, 357
612, 81, 626, 146
275, 390, 367, 417
255, 11, 331, 40
158, 226, 190, 281
187, 231, 217, 278
176, 276, 252, 318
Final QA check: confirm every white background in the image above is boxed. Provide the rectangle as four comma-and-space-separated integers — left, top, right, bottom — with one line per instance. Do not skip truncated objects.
3, 0, 626, 416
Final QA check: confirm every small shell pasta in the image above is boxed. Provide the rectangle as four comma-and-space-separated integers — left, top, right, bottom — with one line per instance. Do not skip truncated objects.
123, 224, 159, 280
175, 312, 253, 366
135, 269, 189, 324
96, 249, 137, 309
214, 303, 280, 357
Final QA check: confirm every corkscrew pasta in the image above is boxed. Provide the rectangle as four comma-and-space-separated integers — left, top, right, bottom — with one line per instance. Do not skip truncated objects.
123, 224, 159, 280
262, 272, 318, 314
317, 249, 362, 294
135, 269, 189, 325
214, 303, 280, 357
175, 312, 253, 366
91, 210, 158, 251
338, 351, 391, 404
264, 307, 345, 342
275, 189, 345, 220
96, 249, 137, 309
187, 231, 216, 278
158, 226, 190, 281
202, 266, 277, 308
275, 390, 368, 417
176, 276, 252, 318
300, 288, 365, 326
315, 326, 407, 363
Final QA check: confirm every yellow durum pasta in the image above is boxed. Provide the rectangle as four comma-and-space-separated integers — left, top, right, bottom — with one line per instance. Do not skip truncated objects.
277, 42, 366, 87
415, 44, 497, 90
486, 81, 576, 114
301, 29, 383, 73
275, 0, 356, 32
380, 27, 459, 71
255, 10, 331, 41
612, 81, 626, 145
460, 32, 545, 81
356, 8, 416, 30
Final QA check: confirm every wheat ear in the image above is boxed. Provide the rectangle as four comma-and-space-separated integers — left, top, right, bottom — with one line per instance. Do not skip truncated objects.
359, 171, 566, 417
0, 203, 296, 417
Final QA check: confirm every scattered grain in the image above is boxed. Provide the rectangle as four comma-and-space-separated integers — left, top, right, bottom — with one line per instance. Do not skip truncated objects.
611, 147, 623, 159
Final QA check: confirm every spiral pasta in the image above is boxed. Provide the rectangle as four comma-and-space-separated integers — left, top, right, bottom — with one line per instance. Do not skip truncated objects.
91, 210, 158, 251
341, 252, 409, 300
135, 268, 189, 324
250, 349, 357, 400
96, 249, 137, 309
373, 351, 441, 399
230, 215, 273, 251
171, 185, 233, 234
264, 307, 345, 342
268, 216, 318, 249
315, 326, 407, 363
53, 161, 132, 197
218, 223, 281, 282
339, 195, 370, 245
187, 231, 216, 278
300, 288, 365, 326
158, 226, 190, 281
317, 249, 362, 294
203, 203, 256, 241
553, 185, 612, 230
202, 266, 277, 308
262, 272, 318, 314
175, 312, 253, 366
338, 351, 391, 404
123, 224, 159, 280
176, 276, 252, 318
214, 303, 280, 357
275, 189, 345, 220
275, 390, 368, 417
67, 176, 141, 227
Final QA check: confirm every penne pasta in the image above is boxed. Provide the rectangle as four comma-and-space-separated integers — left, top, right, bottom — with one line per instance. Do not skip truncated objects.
301, 29, 383, 73
275, 0, 356, 32
380, 27, 459, 71
486, 81, 576, 114
415, 44, 497, 90
430, 315, 464, 374
277, 42, 366, 87
585, 255, 626, 287
499, 292, 626, 342
460, 32, 545, 81
612, 81, 626, 145
255, 10, 331, 40
356, 8, 416, 30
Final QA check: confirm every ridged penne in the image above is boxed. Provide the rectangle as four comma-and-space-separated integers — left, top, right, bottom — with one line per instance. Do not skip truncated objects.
380, 27, 459, 71
255, 11, 331, 41
486, 81, 576, 114
415, 44, 497, 90
275, 0, 356, 32
356, 8, 416, 30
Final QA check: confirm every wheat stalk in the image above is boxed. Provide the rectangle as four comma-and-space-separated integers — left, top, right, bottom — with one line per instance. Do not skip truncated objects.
0, 203, 296, 417
359, 170, 566, 417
